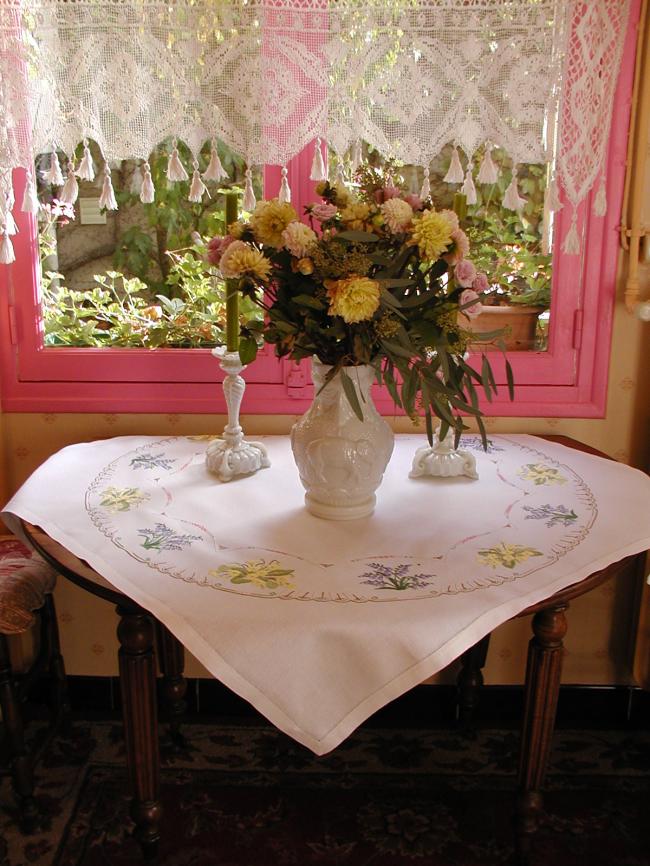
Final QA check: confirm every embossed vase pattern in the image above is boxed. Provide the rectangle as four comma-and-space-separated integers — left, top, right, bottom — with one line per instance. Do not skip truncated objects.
290, 358, 394, 520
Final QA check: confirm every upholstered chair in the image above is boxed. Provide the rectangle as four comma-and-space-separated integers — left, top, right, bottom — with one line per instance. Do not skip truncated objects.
0, 537, 68, 831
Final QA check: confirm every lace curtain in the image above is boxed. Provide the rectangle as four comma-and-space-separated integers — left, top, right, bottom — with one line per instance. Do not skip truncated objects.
0, 0, 631, 258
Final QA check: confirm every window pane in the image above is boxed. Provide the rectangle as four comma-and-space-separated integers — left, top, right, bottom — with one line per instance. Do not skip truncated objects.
37, 140, 264, 348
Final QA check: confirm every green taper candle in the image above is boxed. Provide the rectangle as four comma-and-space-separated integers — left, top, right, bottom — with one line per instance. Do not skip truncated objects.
225, 192, 239, 353
452, 192, 467, 222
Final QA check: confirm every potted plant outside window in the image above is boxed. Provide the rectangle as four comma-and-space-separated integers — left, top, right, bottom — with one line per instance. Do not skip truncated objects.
462, 164, 552, 352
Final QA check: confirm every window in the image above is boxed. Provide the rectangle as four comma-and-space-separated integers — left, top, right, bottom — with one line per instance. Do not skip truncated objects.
0, 1, 640, 416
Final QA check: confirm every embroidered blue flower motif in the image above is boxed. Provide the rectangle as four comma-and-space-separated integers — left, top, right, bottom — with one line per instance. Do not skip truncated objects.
138, 523, 202, 551
359, 563, 434, 591
523, 504, 578, 528
130, 453, 177, 471
459, 436, 505, 453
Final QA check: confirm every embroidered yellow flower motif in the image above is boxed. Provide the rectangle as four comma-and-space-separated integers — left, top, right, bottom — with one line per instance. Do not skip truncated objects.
250, 199, 298, 247
326, 275, 381, 323
219, 241, 272, 282
517, 463, 568, 485
210, 558, 295, 590
477, 543, 544, 570
410, 209, 455, 260
100, 487, 149, 512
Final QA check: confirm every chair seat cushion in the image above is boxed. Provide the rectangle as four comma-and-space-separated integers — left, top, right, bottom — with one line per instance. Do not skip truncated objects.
0, 537, 57, 635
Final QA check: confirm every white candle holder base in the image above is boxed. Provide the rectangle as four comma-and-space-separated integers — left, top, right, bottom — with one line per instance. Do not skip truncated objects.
206, 348, 271, 482
409, 427, 478, 480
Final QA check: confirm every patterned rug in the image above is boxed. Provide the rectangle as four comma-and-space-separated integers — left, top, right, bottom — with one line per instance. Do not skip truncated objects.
1, 721, 649, 866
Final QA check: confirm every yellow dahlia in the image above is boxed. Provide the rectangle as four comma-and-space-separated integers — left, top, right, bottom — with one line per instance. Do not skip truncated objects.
410, 209, 454, 260
228, 220, 247, 239
219, 240, 272, 282
326, 275, 380, 323
340, 201, 372, 231
250, 199, 298, 247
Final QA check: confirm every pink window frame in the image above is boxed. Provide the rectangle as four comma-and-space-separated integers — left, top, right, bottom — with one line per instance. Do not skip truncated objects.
0, 0, 640, 416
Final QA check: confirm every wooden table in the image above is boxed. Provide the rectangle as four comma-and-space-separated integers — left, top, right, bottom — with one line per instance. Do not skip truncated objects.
16, 436, 646, 864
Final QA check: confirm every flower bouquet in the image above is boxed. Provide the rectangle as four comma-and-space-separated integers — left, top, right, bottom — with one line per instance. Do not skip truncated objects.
209, 165, 511, 449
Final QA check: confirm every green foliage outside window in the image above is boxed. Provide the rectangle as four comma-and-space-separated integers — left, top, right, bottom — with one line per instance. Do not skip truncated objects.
39, 140, 262, 348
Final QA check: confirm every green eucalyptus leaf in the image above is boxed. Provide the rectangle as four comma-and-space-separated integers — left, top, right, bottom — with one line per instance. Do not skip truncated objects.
340, 369, 364, 421
292, 294, 326, 310
238, 336, 258, 364
335, 230, 380, 243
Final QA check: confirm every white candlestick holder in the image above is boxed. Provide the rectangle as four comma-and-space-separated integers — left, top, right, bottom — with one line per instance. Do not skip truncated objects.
206, 347, 271, 482
409, 425, 478, 480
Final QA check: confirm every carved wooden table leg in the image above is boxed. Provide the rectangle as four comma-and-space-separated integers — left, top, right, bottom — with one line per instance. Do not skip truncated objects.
0, 634, 39, 832
156, 622, 187, 746
516, 603, 568, 865
117, 604, 161, 859
457, 633, 491, 727
43, 595, 72, 733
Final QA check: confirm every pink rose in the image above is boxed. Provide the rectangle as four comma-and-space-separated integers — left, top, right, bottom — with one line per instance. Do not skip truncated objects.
404, 193, 424, 210
472, 272, 489, 294
443, 228, 469, 265
206, 235, 234, 265
311, 202, 338, 222
454, 258, 477, 288
459, 289, 483, 320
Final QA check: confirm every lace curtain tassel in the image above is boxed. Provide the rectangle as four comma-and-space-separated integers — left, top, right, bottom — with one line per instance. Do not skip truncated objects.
140, 162, 155, 204
76, 139, 95, 182
2, 193, 17, 236
21, 173, 40, 214
203, 142, 228, 182
593, 175, 607, 217
278, 166, 291, 203
562, 207, 581, 255
167, 141, 189, 182
188, 161, 208, 202
335, 162, 346, 186
350, 140, 362, 172
461, 164, 477, 205
503, 166, 526, 212
98, 164, 118, 210
0, 232, 15, 264
419, 167, 431, 200
443, 147, 464, 184
310, 138, 327, 182
44, 151, 64, 187
477, 144, 499, 185
242, 168, 256, 211
60, 161, 79, 205
130, 164, 143, 195
545, 175, 563, 212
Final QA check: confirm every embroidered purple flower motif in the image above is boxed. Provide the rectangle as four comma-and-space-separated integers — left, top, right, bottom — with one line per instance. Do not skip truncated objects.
459, 436, 505, 453
138, 523, 202, 551
523, 504, 578, 528
359, 563, 434, 591
130, 453, 177, 471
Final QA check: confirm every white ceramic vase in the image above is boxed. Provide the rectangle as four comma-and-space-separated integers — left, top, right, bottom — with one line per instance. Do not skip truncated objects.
290, 358, 394, 520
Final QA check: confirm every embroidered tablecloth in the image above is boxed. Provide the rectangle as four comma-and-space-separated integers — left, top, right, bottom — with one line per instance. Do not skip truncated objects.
3, 434, 650, 754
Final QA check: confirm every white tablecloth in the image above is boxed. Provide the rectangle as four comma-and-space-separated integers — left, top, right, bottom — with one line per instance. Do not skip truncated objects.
3, 434, 650, 754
